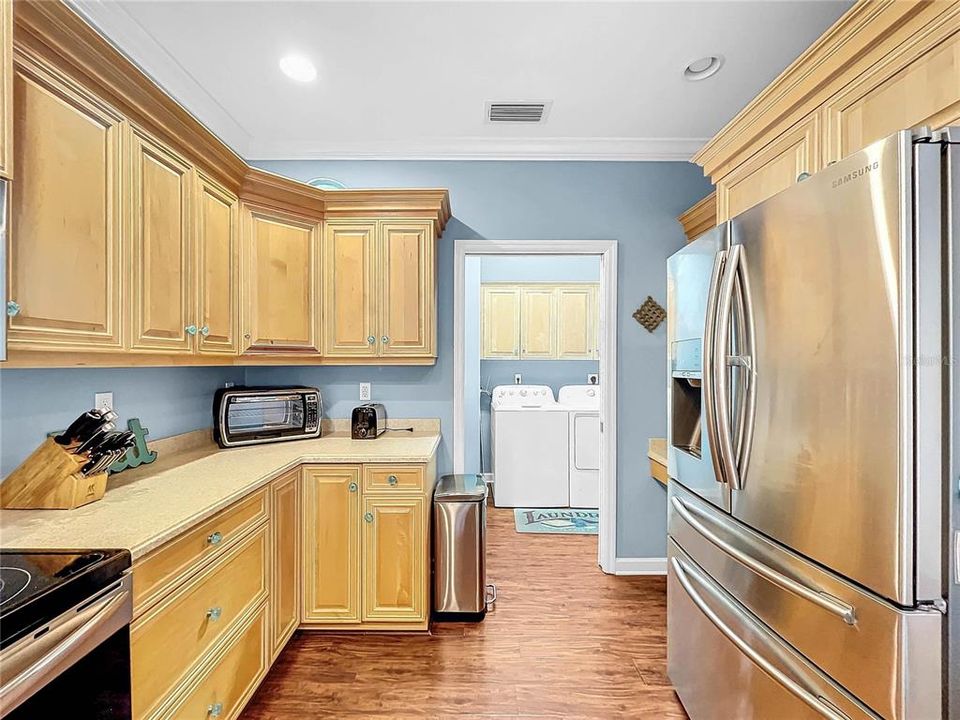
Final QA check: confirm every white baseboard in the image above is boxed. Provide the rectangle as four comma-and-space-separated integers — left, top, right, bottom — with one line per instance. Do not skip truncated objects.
614, 557, 667, 575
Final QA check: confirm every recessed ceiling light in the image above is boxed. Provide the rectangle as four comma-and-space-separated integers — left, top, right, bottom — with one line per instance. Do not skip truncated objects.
279, 53, 317, 83
683, 55, 724, 82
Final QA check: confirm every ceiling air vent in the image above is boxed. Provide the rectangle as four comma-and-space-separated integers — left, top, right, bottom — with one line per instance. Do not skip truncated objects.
486, 101, 551, 124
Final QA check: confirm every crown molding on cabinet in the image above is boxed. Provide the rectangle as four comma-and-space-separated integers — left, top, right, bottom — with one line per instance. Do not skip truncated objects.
677, 192, 717, 242
245, 136, 709, 162
692, 0, 939, 181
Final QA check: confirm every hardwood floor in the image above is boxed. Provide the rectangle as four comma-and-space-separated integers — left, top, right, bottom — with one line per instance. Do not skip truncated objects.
242, 507, 687, 719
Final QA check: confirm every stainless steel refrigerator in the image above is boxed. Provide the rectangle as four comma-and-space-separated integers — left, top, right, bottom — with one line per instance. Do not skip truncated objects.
666, 128, 957, 720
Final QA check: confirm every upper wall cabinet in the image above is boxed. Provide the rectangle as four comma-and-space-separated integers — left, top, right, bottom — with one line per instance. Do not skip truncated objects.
8, 52, 124, 352
692, 2, 960, 223
2, 2, 450, 368
323, 220, 436, 362
481, 286, 521, 359
241, 205, 320, 354
129, 127, 193, 353
556, 285, 598, 360
196, 172, 240, 355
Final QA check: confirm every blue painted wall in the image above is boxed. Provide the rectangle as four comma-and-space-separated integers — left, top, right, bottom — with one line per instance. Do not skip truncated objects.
248, 159, 712, 558
0, 367, 245, 476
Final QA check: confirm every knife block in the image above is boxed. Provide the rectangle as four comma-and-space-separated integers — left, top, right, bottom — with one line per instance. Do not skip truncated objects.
0, 438, 108, 510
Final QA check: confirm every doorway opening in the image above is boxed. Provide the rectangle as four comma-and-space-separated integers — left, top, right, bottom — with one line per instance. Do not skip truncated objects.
453, 241, 618, 573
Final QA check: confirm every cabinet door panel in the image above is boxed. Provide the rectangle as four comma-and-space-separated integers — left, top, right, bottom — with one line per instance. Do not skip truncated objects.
270, 470, 300, 658
197, 172, 239, 355
302, 466, 360, 623
481, 287, 520, 359
379, 222, 433, 356
242, 207, 319, 353
130, 128, 192, 352
323, 222, 377, 357
825, 26, 960, 162
9, 56, 123, 350
556, 286, 595, 360
362, 496, 425, 622
521, 287, 557, 359
716, 112, 821, 221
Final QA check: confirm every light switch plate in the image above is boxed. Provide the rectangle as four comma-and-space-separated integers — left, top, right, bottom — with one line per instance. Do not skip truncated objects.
359, 383, 372, 401
94, 392, 113, 412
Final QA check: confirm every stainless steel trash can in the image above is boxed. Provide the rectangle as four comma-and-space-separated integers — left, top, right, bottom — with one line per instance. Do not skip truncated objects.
433, 474, 494, 619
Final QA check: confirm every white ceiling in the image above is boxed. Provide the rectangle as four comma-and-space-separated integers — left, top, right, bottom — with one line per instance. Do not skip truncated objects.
74, 1, 852, 161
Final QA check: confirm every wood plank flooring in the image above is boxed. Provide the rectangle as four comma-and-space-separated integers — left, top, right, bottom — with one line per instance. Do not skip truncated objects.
242, 507, 687, 719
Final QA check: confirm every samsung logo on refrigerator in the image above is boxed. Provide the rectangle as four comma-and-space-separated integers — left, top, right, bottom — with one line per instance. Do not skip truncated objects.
832, 161, 879, 188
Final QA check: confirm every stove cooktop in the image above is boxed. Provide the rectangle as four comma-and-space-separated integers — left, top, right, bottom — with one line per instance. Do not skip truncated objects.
0, 549, 130, 648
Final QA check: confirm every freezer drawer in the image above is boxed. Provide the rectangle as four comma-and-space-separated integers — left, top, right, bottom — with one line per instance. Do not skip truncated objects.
668, 482, 941, 720
668, 540, 879, 720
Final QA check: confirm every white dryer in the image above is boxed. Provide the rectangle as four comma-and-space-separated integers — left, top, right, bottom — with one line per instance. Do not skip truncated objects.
490, 385, 569, 508
559, 385, 600, 508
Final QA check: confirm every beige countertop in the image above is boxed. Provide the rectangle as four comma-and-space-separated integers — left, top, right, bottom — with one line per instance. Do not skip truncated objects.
648, 437, 667, 466
0, 422, 440, 560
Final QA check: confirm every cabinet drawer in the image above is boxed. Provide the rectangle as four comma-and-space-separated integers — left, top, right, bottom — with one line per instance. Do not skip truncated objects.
131, 525, 268, 719
132, 490, 267, 613
363, 465, 425, 493
163, 603, 268, 720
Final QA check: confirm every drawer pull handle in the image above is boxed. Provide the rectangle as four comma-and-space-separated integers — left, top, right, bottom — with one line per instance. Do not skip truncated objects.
207, 531, 223, 545
387, 475, 399, 486
348, 482, 358, 493
207, 606, 222, 621
208, 702, 223, 717
364, 512, 374, 523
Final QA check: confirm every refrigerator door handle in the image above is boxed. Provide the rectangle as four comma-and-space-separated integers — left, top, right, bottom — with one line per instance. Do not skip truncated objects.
670, 555, 853, 720
671, 496, 857, 625
733, 260, 757, 482
713, 244, 743, 489
702, 249, 727, 486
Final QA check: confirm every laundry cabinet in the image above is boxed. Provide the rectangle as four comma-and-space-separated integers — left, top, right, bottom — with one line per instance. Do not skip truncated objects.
301, 462, 433, 630
322, 220, 436, 362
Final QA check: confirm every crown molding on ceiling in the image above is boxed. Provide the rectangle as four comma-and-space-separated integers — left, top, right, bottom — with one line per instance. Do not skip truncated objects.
246, 136, 709, 162
68, 0, 253, 156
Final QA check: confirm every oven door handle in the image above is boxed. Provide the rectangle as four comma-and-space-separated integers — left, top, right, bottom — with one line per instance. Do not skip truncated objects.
0, 576, 132, 718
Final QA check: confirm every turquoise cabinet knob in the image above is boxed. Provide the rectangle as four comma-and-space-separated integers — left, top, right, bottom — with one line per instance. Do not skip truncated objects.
364, 512, 374, 523
208, 702, 223, 717
348, 482, 358, 493
200, 325, 210, 337
367, 335, 376, 344
381, 335, 390, 344
6, 300, 20, 317
207, 606, 222, 621
387, 475, 399, 486
185, 324, 198, 336
207, 531, 223, 545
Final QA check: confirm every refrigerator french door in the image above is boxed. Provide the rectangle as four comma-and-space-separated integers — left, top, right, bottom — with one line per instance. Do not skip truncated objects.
667, 129, 953, 720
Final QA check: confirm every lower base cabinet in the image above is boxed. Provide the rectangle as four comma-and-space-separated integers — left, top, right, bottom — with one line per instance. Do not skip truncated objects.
129, 458, 435, 719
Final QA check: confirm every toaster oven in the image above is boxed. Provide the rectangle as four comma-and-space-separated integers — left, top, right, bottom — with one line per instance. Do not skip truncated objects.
213, 386, 321, 448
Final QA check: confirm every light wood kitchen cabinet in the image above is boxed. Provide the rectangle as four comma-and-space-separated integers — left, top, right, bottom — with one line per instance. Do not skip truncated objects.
716, 112, 821, 221
481, 286, 521, 358
823, 21, 960, 163
379, 222, 434, 357
322, 220, 436, 360
7, 52, 124, 352
129, 127, 193, 353
0, 0, 12, 180
196, 171, 240, 355
520, 287, 556, 359
241, 205, 320, 354
269, 469, 300, 659
301, 465, 361, 623
362, 495, 426, 622
556, 285, 597, 360
322, 221, 377, 357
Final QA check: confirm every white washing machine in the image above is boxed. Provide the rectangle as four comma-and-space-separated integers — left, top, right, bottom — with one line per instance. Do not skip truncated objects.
558, 385, 600, 508
490, 385, 569, 508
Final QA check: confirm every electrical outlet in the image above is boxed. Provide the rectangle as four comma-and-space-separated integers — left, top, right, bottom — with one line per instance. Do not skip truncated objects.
359, 382, 372, 401
224, 381, 235, 388
514, 374, 522, 385
94, 392, 113, 412
588, 374, 599, 385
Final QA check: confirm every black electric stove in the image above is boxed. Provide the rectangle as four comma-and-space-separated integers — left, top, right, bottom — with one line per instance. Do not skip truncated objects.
0, 549, 130, 648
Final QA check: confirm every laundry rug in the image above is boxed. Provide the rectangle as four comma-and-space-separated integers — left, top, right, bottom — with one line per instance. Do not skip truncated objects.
513, 508, 599, 535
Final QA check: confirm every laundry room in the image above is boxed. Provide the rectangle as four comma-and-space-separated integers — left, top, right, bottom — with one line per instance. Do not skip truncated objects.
462, 253, 603, 536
